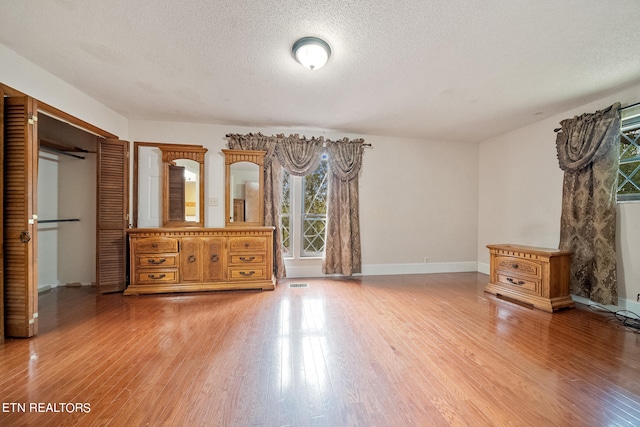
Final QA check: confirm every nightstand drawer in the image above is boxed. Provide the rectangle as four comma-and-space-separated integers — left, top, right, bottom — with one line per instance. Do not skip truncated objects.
137, 254, 178, 268
497, 273, 539, 294
133, 237, 179, 254
495, 256, 541, 278
136, 270, 178, 284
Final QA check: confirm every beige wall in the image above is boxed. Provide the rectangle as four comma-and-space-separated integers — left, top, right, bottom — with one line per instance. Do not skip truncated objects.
478, 81, 640, 309
0, 44, 128, 139
3, 42, 638, 307
129, 121, 480, 276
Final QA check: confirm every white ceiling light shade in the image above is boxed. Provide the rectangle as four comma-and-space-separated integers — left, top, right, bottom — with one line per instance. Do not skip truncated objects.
292, 37, 331, 70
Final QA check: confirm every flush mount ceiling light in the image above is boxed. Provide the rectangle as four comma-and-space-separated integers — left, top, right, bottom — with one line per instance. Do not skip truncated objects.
292, 37, 331, 70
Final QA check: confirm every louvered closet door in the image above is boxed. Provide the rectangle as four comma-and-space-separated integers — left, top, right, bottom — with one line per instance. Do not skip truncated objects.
3, 96, 38, 337
97, 139, 129, 293
0, 86, 5, 341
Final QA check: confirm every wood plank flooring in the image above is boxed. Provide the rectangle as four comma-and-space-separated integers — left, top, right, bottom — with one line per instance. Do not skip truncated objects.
1, 272, 640, 426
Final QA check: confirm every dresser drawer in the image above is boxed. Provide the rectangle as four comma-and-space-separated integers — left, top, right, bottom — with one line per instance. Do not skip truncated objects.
228, 237, 267, 252
136, 270, 178, 284
133, 237, 179, 254
229, 268, 266, 280
495, 256, 541, 278
229, 254, 264, 265
497, 273, 540, 295
137, 254, 178, 268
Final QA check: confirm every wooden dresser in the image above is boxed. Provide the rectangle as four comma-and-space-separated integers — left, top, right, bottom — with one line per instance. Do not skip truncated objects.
125, 227, 275, 295
485, 244, 574, 312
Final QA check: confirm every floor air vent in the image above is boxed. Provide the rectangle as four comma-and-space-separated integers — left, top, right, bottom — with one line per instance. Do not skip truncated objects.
289, 283, 309, 288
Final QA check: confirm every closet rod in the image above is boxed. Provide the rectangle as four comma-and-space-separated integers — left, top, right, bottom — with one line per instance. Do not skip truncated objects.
38, 219, 80, 224
39, 146, 86, 160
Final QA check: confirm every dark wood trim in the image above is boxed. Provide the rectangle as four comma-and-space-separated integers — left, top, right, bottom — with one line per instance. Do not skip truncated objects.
0, 85, 5, 341
1, 83, 118, 139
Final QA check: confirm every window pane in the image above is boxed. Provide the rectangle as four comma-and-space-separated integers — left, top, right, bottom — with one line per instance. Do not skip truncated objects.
282, 171, 290, 215
302, 158, 328, 256
281, 215, 290, 254
303, 215, 326, 254
618, 125, 640, 201
281, 171, 291, 254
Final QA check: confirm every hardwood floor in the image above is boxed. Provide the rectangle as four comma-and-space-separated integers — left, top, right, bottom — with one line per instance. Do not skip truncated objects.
1, 273, 640, 426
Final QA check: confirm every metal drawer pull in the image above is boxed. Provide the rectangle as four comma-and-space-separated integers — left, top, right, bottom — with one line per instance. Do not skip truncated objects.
507, 277, 525, 285
148, 259, 166, 264
239, 256, 255, 262
511, 264, 519, 269
147, 274, 166, 280
151, 243, 158, 248
20, 230, 31, 243
188, 255, 196, 263
239, 271, 255, 277
211, 254, 219, 262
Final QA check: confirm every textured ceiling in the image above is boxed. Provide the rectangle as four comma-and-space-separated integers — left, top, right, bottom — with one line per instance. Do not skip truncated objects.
2, 0, 640, 142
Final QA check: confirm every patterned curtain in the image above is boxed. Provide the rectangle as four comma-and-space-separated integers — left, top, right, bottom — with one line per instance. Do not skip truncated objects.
555, 102, 621, 304
323, 138, 366, 276
226, 133, 366, 278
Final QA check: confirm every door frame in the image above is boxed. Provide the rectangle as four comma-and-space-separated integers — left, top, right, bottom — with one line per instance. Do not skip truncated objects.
1, 83, 122, 339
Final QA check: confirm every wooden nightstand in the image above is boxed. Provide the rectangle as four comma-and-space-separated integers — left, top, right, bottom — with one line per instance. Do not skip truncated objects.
485, 244, 574, 312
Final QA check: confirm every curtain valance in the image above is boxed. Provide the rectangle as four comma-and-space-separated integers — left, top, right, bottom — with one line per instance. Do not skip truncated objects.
556, 103, 621, 172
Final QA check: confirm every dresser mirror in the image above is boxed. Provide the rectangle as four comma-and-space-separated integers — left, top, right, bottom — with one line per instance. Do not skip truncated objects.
223, 149, 265, 227
133, 142, 207, 228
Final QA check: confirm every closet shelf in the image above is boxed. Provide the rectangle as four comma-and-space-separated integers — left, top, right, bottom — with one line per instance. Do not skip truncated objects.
39, 138, 94, 159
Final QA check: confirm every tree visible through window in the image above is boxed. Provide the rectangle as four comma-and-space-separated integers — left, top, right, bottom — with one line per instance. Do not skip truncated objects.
280, 155, 328, 257
302, 158, 328, 255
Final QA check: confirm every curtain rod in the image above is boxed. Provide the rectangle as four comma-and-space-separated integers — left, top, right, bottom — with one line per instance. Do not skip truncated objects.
619, 101, 640, 111
38, 218, 80, 224
226, 133, 372, 147
554, 102, 632, 132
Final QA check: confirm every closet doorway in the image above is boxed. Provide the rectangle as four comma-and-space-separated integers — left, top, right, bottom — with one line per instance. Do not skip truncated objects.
37, 114, 98, 293
1, 84, 129, 339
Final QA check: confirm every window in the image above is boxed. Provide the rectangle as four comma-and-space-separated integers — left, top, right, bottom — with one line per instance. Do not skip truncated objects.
618, 105, 640, 202
280, 155, 328, 258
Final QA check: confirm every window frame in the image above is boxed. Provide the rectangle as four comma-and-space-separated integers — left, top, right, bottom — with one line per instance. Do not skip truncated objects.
280, 156, 329, 259
618, 106, 640, 203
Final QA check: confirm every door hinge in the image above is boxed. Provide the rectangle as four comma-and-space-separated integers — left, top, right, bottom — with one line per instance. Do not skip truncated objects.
28, 115, 38, 125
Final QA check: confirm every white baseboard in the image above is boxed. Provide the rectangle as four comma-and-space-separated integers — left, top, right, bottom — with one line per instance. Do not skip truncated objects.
571, 294, 640, 315
478, 262, 490, 275
38, 281, 93, 292
284, 261, 480, 279
361, 261, 479, 276
38, 281, 61, 292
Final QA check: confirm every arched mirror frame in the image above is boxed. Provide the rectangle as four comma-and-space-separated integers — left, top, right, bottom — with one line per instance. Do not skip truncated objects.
160, 145, 208, 227
223, 149, 265, 227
